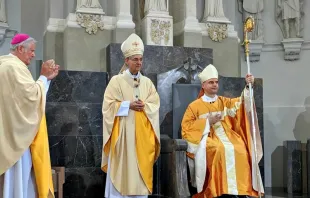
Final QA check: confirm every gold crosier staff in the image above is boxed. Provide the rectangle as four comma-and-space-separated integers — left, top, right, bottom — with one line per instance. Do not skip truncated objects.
242, 16, 262, 198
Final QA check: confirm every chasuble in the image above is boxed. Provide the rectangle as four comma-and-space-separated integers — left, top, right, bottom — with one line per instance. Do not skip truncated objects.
182, 89, 264, 198
101, 71, 160, 196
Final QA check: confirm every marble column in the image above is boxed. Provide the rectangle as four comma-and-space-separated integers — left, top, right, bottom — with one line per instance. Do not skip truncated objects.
283, 140, 302, 195
114, 0, 135, 43
183, 0, 202, 47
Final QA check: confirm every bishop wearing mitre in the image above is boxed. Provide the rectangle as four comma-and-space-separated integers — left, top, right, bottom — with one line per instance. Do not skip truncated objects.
101, 33, 161, 198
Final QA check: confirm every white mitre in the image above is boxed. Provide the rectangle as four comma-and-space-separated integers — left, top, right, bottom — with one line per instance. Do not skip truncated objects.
198, 64, 218, 83
121, 33, 144, 58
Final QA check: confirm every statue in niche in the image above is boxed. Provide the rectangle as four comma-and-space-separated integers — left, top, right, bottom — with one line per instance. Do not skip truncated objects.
238, 0, 264, 41
276, 0, 304, 39
0, 0, 7, 23
202, 0, 226, 22
144, 0, 167, 14
76, 0, 102, 9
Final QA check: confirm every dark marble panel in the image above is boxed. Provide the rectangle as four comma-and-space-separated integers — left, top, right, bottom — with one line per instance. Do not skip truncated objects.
46, 102, 102, 136
106, 44, 213, 80
63, 167, 106, 198
47, 70, 107, 103
49, 136, 102, 168
307, 139, 310, 195
283, 140, 302, 195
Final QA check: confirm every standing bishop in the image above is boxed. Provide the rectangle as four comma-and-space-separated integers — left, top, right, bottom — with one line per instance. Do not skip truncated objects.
0, 33, 59, 198
181, 64, 264, 198
101, 33, 161, 198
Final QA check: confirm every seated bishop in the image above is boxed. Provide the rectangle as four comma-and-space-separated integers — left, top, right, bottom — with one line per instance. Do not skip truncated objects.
181, 64, 264, 198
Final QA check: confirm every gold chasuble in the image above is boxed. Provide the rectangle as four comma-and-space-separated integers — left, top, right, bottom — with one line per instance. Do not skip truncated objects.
101, 71, 160, 196
0, 55, 54, 197
182, 89, 264, 198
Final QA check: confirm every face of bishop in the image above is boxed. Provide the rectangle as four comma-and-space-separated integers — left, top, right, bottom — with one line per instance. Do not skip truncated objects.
202, 78, 219, 96
13, 42, 36, 66
125, 54, 143, 75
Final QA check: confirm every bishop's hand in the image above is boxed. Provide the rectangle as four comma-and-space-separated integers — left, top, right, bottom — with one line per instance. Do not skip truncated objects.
245, 73, 254, 85
130, 100, 145, 111
208, 114, 221, 125
41, 59, 60, 80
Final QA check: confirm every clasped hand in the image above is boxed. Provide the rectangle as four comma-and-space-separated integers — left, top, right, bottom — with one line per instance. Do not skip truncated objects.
40, 59, 60, 80
130, 99, 145, 111
208, 114, 221, 125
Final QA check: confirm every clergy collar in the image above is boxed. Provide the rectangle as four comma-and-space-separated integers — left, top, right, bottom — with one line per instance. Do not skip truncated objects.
202, 94, 218, 103
125, 69, 141, 79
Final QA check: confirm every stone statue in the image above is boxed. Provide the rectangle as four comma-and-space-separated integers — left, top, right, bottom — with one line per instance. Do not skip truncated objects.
144, 0, 167, 13
238, 0, 264, 41
276, 0, 304, 38
76, 0, 102, 10
0, 0, 7, 23
202, 0, 226, 22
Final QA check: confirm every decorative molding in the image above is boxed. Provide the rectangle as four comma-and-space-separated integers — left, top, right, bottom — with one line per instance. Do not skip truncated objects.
239, 41, 310, 53
150, 19, 171, 45
45, 15, 117, 33
75, 7, 105, 35
281, 38, 304, 61
248, 40, 264, 62
206, 22, 228, 42
142, 13, 173, 46
76, 13, 104, 34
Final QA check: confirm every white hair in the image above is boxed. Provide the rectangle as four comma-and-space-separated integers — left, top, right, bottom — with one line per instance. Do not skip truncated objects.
10, 37, 37, 51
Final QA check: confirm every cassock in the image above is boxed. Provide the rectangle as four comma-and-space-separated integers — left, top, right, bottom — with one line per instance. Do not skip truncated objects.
101, 33, 161, 198
0, 37, 54, 198
181, 64, 264, 198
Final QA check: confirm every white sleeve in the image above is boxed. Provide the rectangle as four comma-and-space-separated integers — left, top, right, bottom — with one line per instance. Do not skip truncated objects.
38, 75, 51, 96
116, 101, 130, 117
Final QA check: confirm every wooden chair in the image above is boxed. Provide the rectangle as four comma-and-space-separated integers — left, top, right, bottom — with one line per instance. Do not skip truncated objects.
52, 167, 65, 198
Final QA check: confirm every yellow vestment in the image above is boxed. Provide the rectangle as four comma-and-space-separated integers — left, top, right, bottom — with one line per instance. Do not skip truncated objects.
182, 89, 264, 198
101, 71, 160, 195
0, 55, 54, 197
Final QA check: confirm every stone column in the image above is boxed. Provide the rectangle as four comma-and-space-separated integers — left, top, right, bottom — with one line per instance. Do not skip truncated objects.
114, 0, 135, 43
183, 0, 202, 47
44, 0, 65, 69
283, 140, 302, 195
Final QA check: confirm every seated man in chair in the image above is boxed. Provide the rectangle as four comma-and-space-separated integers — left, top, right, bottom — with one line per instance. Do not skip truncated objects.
181, 64, 264, 198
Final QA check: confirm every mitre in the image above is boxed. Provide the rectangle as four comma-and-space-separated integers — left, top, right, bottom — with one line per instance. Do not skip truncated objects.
121, 33, 144, 58
198, 64, 218, 83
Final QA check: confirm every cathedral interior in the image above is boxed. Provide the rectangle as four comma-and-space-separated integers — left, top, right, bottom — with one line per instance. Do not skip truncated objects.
1, 0, 310, 197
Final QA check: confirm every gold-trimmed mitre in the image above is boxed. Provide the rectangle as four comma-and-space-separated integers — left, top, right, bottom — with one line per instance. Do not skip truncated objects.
198, 64, 218, 83
121, 33, 144, 58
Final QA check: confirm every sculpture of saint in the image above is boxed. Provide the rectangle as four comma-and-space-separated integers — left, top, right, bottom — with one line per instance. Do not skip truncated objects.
202, 0, 226, 22
144, 0, 167, 13
276, 0, 304, 38
76, 0, 102, 10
